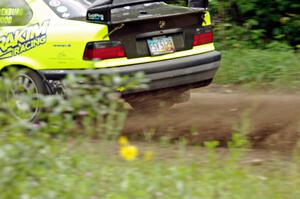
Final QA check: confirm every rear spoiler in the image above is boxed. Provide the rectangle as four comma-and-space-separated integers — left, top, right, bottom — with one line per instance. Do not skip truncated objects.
87, 0, 209, 24
87, 0, 163, 24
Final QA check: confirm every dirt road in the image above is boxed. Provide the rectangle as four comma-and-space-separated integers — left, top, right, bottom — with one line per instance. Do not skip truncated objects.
124, 86, 300, 150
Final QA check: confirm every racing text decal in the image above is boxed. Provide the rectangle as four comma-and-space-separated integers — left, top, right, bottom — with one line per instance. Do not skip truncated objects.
0, 20, 50, 60
0, 8, 24, 25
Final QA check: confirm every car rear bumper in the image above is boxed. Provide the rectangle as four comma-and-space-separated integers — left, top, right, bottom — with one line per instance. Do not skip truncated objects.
39, 51, 221, 94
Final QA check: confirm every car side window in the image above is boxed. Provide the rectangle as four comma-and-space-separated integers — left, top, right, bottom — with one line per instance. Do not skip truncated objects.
43, 0, 87, 19
0, 0, 33, 26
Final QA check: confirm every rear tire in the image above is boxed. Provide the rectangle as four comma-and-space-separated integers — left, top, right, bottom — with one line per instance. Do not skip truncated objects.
6, 68, 48, 122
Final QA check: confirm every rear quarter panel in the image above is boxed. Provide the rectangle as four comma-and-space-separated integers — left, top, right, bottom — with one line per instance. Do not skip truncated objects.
0, 0, 108, 71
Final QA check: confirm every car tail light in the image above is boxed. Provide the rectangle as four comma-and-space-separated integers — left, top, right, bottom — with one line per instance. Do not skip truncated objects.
193, 32, 214, 46
83, 41, 126, 60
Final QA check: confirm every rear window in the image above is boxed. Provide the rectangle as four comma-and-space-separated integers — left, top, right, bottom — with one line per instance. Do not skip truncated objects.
0, 0, 33, 26
43, 0, 89, 19
43, 0, 164, 19
86, 0, 162, 5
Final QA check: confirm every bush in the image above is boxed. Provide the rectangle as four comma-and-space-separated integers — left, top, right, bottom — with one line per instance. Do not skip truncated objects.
0, 71, 145, 198
209, 0, 300, 48
214, 48, 300, 88
1, 70, 300, 199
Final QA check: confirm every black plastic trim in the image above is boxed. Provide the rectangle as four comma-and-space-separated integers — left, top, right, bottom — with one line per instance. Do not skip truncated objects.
136, 28, 183, 39
39, 51, 221, 93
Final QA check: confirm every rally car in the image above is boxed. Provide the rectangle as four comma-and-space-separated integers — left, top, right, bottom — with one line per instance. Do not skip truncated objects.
0, 0, 221, 121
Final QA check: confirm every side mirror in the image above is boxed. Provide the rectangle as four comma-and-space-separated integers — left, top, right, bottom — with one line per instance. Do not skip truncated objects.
188, 0, 209, 9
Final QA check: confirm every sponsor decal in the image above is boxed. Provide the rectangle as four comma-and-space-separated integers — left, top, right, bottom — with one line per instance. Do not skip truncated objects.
159, 20, 166, 29
0, 8, 24, 16
62, 12, 71, 18
49, 0, 61, 7
87, 13, 104, 22
0, 20, 50, 60
0, 7, 24, 25
0, 16, 12, 25
56, 6, 68, 13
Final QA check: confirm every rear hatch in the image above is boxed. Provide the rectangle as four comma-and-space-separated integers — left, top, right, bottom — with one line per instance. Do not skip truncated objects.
87, 1, 206, 59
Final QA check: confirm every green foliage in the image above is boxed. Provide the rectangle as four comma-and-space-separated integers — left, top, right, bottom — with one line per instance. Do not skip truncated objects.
167, 0, 300, 48
1, 71, 300, 198
204, 140, 220, 149
214, 49, 300, 89
210, 0, 300, 48
0, 71, 145, 198
38, 73, 147, 139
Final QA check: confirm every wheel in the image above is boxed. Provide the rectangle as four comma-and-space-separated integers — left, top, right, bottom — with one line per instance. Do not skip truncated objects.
6, 68, 49, 122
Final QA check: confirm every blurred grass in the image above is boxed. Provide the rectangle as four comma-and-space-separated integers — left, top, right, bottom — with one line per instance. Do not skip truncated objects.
19, 139, 300, 199
214, 49, 300, 89
1, 55, 300, 199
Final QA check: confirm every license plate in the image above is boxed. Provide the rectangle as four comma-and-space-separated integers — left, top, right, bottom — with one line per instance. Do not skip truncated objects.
147, 36, 175, 56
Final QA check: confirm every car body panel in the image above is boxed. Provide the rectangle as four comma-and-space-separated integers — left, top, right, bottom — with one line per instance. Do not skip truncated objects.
1, 0, 215, 71
202, 11, 211, 26
1, 0, 108, 70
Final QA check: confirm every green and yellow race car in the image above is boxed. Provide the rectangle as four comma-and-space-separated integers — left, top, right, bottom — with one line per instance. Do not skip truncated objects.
0, 0, 221, 121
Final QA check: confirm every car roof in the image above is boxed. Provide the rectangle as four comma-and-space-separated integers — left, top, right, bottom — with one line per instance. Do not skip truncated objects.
42, 0, 89, 19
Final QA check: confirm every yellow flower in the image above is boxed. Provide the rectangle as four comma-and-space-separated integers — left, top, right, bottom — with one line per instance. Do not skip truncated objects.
118, 136, 128, 146
120, 145, 138, 161
143, 150, 153, 161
